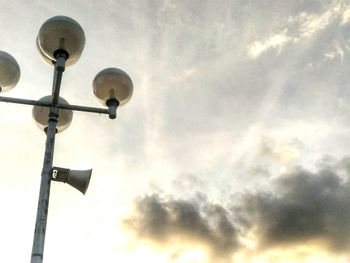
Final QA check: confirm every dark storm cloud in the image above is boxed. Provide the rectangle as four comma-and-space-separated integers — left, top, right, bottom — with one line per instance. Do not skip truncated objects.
126, 157, 350, 254
125, 194, 239, 255
235, 165, 350, 251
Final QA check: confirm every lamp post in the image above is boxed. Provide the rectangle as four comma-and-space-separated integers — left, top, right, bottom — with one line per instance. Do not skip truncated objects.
0, 16, 133, 263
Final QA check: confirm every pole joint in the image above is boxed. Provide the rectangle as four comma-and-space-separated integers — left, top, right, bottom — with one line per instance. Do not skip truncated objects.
53, 49, 69, 72
48, 107, 59, 122
106, 99, 119, 119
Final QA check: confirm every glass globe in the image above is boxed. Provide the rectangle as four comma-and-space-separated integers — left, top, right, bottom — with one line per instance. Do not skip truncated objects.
92, 68, 133, 106
0, 51, 20, 92
37, 16, 85, 66
36, 36, 75, 67
32, 96, 73, 133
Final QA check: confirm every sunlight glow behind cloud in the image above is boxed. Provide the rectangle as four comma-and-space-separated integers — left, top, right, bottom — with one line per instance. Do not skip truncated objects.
1, 0, 350, 262
247, 31, 292, 58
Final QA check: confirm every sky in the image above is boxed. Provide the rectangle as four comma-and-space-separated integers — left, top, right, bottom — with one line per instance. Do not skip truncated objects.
1, 0, 350, 262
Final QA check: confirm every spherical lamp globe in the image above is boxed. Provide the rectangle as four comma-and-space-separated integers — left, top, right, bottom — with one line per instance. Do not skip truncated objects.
92, 68, 133, 106
33, 96, 73, 133
0, 51, 20, 92
37, 16, 85, 66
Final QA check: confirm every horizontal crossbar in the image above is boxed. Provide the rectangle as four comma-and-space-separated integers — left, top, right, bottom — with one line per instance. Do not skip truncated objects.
0, 96, 109, 115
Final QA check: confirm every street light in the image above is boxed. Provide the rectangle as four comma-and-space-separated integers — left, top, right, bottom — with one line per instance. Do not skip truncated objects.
0, 16, 133, 263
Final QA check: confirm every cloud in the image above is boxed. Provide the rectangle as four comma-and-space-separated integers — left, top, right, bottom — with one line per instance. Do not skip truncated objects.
247, 1, 350, 58
125, 157, 350, 260
253, 133, 301, 164
124, 194, 239, 258
324, 40, 345, 61
235, 165, 350, 252
247, 30, 292, 58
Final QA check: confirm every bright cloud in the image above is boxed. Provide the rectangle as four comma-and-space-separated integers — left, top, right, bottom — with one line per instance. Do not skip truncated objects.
247, 1, 350, 58
247, 31, 292, 58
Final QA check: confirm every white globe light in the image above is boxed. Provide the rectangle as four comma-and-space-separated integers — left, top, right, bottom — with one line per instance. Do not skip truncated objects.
0, 51, 20, 92
92, 68, 133, 106
32, 96, 73, 133
37, 16, 85, 66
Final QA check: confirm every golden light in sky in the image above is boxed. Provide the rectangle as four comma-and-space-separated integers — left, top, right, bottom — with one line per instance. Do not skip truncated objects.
1, 0, 350, 262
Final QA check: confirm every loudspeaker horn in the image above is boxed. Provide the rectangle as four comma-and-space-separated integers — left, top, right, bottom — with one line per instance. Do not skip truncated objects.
52, 166, 92, 194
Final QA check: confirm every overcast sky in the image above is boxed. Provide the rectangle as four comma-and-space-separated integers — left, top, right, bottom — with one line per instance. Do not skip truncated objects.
1, 0, 350, 262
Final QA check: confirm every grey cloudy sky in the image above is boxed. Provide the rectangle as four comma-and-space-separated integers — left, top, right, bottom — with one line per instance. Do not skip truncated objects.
1, 0, 350, 262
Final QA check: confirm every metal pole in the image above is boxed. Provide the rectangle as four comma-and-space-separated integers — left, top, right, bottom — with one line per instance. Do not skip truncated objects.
31, 52, 66, 263
52, 52, 67, 105
30, 108, 58, 263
